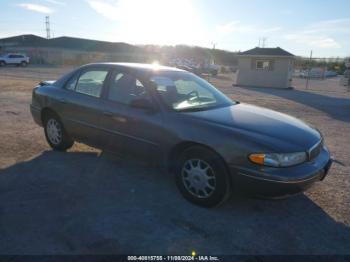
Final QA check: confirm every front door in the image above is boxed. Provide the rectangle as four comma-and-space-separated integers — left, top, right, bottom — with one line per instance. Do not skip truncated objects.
8, 55, 20, 64
100, 69, 164, 161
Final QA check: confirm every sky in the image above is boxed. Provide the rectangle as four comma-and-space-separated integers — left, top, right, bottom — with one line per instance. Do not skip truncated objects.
0, 0, 350, 57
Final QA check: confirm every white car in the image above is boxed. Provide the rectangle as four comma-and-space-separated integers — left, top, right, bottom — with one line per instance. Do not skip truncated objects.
0, 54, 30, 67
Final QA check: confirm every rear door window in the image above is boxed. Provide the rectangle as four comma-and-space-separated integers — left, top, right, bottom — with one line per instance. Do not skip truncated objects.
75, 70, 109, 98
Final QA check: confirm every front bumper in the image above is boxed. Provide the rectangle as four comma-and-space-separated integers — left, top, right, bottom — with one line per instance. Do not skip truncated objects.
229, 147, 332, 197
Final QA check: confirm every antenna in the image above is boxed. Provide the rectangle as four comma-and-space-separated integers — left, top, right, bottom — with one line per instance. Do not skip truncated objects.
258, 37, 267, 47
45, 16, 51, 39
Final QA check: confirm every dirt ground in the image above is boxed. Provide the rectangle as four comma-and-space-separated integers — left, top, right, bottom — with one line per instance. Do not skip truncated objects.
0, 66, 350, 255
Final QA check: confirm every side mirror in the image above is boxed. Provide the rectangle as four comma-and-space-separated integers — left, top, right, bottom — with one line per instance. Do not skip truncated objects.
129, 98, 156, 111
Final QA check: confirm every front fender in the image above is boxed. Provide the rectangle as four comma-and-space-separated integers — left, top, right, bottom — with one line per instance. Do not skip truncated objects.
166, 114, 307, 166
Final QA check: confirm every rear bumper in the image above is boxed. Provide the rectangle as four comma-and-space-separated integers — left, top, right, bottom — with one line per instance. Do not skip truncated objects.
229, 147, 332, 197
30, 104, 43, 127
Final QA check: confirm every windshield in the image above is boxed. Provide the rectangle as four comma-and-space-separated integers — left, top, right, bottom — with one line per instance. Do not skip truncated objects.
150, 71, 234, 111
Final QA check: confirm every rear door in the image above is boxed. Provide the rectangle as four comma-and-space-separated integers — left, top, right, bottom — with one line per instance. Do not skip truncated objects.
99, 69, 164, 161
56, 66, 111, 147
7, 55, 18, 64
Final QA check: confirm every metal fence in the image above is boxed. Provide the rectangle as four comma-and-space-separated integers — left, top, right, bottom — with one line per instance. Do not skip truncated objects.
294, 56, 349, 92
1, 47, 155, 66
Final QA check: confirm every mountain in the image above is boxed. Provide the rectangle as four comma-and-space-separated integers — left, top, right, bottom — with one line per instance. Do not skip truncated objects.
0, 34, 238, 65
0, 34, 140, 53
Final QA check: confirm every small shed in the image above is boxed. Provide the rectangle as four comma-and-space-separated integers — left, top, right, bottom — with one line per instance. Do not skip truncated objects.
235, 47, 295, 88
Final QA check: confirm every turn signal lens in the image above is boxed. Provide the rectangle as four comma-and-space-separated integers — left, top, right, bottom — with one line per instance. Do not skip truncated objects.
249, 152, 307, 167
249, 154, 265, 165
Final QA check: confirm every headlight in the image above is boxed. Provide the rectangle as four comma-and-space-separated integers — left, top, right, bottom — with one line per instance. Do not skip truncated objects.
249, 152, 307, 167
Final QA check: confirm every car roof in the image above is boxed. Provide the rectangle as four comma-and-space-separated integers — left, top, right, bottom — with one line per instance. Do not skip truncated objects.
83, 62, 185, 73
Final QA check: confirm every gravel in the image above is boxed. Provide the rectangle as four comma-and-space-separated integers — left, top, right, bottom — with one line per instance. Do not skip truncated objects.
0, 67, 349, 255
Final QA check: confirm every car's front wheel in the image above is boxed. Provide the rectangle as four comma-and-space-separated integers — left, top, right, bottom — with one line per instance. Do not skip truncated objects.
44, 112, 74, 151
21, 61, 28, 67
0, 61, 6, 67
175, 146, 231, 207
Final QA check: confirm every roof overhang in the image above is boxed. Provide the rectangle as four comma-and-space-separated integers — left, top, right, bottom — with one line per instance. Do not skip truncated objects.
237, 54, 295, 59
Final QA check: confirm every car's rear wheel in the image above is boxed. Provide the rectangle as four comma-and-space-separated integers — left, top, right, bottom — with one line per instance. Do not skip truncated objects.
44, 112, 74, 151
0, 61, 5, 67
175, 146, 231, 207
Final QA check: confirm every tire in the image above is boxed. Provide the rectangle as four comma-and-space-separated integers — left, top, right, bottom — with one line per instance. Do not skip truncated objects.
21, 61, 28, 67
175, 146, 231, 207
43, 112, 74, 151
0, 61, 5, 67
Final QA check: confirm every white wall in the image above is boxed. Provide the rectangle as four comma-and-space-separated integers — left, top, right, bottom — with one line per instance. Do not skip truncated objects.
236, 57, 293, 88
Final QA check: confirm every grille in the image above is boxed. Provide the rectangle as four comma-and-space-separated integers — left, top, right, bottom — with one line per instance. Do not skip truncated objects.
308, 140, 323, 160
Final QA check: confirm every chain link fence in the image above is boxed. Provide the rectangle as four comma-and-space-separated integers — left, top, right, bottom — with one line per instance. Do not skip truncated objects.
293, 57, 350, 92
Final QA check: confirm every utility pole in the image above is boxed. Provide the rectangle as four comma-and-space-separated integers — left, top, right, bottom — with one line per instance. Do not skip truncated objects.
211, 41, 217, 63
258, 37, 267, 47
45, 16, 51, 39
208, 42, 217, 81
306, 50, 313, 90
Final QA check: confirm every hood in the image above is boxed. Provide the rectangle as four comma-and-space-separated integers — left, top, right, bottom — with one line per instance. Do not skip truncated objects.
184, 103, 321, 150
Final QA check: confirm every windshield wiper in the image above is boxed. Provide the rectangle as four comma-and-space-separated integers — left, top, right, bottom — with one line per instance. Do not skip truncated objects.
176, 108, 206, 112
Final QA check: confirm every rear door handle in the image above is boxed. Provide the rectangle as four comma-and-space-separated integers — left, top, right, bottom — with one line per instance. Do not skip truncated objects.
59, 98, 68, 104
103, 111, 113, 117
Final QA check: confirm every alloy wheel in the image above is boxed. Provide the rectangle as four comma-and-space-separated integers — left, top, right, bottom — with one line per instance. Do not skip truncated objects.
46, 118, 62, 145
181, 159, 216, 198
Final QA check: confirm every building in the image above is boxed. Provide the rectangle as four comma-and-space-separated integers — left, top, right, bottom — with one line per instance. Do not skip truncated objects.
235, 47, 295, 88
